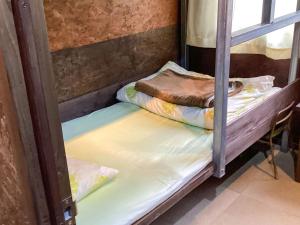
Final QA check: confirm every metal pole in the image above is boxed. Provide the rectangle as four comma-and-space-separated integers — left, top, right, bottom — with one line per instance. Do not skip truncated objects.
289, 0, 300, 83
289, 1, 300, 83
213, 0, 234, 178
261, 0, 276, 24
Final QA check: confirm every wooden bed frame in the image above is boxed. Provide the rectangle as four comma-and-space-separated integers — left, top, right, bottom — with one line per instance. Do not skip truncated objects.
1, 0, 300, 225
134, 78, 300, 225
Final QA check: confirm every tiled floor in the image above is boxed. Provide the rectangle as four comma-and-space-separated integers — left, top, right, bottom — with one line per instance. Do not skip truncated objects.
152, 150, 300, 225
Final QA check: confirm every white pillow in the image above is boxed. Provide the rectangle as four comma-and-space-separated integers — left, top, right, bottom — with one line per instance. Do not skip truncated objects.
67, 158, 119, 201
117, 61, 277, 129
230, 76, 275, 92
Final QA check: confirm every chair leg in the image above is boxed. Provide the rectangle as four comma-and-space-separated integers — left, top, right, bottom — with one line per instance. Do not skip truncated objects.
263, 150, 270, 162
270, 147, 278, 179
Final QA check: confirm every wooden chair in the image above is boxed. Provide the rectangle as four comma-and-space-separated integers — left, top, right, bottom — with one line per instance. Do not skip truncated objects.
259, 101, 295, 179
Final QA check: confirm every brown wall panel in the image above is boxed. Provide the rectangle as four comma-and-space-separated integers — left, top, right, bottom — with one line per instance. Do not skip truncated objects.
189, 47, 300, 134
189, 47, 300, 87
0, 54, 37, 225
44, 0, 178, 51
52, 25, 178, 103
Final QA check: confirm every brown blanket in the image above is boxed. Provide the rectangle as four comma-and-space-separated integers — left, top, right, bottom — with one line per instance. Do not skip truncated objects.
135, 69, 244, 108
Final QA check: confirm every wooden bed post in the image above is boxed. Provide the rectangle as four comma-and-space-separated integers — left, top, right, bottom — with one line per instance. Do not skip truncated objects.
213, 0, 234, 178
180, 0, 189, 69
10, 0, 76, 224
0, 1, 50, 224
289, 0, 300, 83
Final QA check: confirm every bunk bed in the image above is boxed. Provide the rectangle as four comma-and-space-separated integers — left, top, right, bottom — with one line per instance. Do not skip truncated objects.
5, 0, 300, 225
57, 1, 300, 224
61, 74, 299, 225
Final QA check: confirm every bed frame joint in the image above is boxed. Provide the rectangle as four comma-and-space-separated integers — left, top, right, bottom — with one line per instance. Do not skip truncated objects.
61, 196, 77, 225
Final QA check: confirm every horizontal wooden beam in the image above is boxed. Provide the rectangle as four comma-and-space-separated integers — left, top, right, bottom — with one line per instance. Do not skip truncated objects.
232, 11, 300, 46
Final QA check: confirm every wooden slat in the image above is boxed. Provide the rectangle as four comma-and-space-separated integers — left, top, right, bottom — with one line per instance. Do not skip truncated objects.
11, 0, 75, 224
0, 1, 50, 224
289, 0, 300, 83
59, 83, 119, 122
213, 0, 234, 178
262, 0, 276, 24
232, 11, 300, 47
226, 79, 300, 164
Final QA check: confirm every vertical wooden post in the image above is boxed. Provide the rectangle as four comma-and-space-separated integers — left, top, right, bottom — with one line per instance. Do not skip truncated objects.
213, 0, 234, 178
11, 0, 75, 224
289, 0, 300, 83
0, 1, 50, 224
181, 0, 189, 69
262, 0, 276, 24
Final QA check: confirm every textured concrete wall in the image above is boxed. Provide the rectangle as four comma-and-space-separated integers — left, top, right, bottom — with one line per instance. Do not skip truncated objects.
0, 54, 36, 225
44, 0, 179, 102
44, 0, 178, 51
52, 26, 178, 102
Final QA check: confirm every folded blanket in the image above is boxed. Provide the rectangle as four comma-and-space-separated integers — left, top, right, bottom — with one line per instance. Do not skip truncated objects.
135, 69, 244, 108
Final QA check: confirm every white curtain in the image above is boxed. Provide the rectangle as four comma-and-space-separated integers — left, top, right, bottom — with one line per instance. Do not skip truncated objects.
187, 0, 297, 59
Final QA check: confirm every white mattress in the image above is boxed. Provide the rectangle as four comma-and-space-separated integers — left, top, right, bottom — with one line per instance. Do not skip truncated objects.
63, 103, 213, 225
62, 85, 280, 224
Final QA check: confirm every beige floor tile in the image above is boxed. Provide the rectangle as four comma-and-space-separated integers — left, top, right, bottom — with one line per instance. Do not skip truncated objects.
257, 155, 294, 181
209, 195, 300, 225
242, 180, 300, 218
228, 164, 294, 193
227, 149, 294, 194
153, 178, 231, 225
152, 151, 298, 225
228, 166, 273, 193
189, 189, 240, 225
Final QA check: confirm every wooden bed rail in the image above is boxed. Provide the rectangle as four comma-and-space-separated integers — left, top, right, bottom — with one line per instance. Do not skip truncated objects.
181, 0, 300, 177
226, 79, 300, 165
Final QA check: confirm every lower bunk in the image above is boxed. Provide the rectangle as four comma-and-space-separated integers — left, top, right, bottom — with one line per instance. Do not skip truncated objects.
61, 63, 300, 225
63, 102, 213, 225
